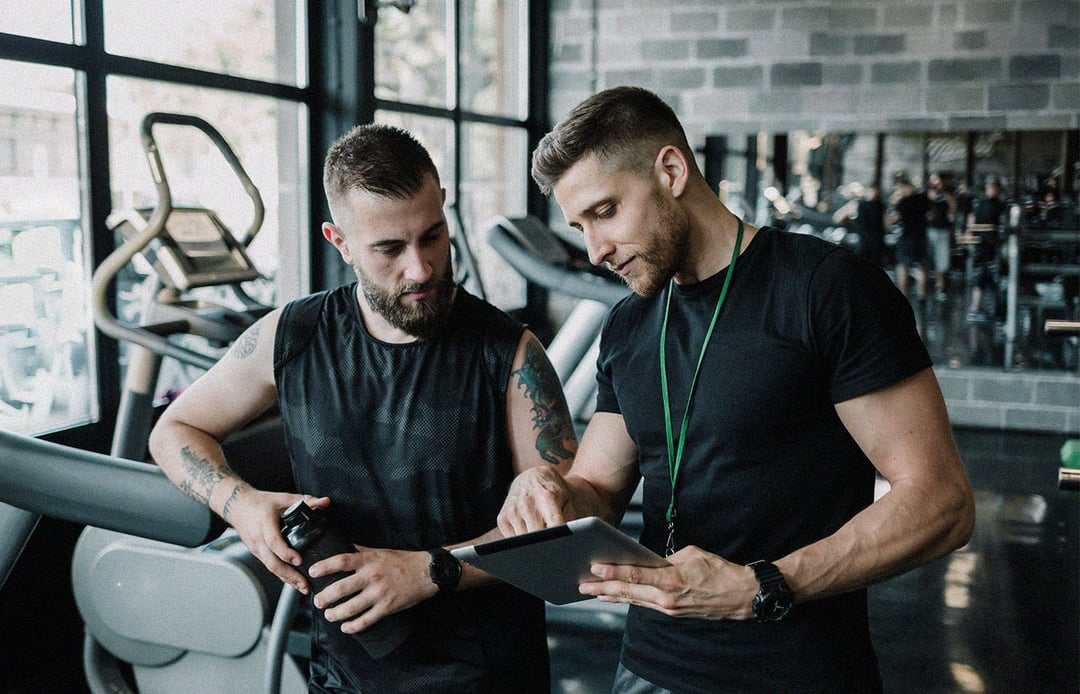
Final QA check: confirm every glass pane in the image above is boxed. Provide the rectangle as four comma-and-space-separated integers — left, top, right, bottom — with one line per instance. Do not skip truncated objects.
0, 60, 96, 435
107, 76, 308, 399
0, 1, 74, 43
460, 0, 526, 118
460, 122, 527, 310
373, 111, 456, 201
104, 0, 307, 87
374, 0, 449, 107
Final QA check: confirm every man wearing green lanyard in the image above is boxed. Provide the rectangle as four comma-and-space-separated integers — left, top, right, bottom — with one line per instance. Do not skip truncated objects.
498, 86, 975, 693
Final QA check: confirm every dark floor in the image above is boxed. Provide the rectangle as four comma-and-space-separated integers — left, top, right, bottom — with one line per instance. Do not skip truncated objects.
548, 428, 1079, 694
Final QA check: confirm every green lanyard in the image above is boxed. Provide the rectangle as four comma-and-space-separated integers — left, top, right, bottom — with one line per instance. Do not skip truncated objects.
659, 218, 743, 556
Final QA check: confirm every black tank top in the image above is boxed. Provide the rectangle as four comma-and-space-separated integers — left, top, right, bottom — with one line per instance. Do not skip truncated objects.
274, 284, 548, 693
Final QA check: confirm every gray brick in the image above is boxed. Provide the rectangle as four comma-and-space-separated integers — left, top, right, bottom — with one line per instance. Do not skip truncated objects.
780, 7, 833, 30
550, 68, 594, 91
871, 61, 921, 83
954, 30, 988, 50
1053, 82, 1080, 109
552, 41, 585, 63
601, 69, 653, 88
823, 64, 863, 85
963, 1, 1015, 23
829, 6, 878, 29
927, 85, 985, 111
1048, 25, 1079, 49
771, 62, 823, 87
1005, 406, 1068, 433
1020, 0, 1080, 23
642, 39, 691, 62
810, 32, 848, 56
727, 8, 775, 32
940, 4, 959, 24
971, 376, 1035, 403
671, 11, 720, 33
887, 117, 947, 131
854, 34, 906, 55
663, 68, 708, 90
949, 115, 1009, 129
935, 372, 970, 401
803, 88, 859, 114
713, 66, 764, 89
1009, 54, 1062, 80
883, 4, 934, 27
928, 58, 1002, 82
1008, 113, 1076, 129
1034, 380, 1080, 408
750, 91, 804, 113
989, 84, 1050, 110
697, 38, 749, 59
944, 402, 1006, 429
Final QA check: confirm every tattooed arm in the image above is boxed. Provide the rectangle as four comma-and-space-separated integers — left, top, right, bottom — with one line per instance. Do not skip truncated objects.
149, 309, 327, 594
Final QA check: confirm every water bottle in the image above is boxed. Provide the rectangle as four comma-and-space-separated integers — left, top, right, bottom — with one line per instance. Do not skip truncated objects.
280, 500, 411, 658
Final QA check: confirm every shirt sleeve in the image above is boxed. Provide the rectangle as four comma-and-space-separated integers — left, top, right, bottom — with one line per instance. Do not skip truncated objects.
808, 250, 932, 404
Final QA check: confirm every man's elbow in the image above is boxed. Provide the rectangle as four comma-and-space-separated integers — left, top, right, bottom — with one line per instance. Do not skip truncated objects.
941, 480, 976, 552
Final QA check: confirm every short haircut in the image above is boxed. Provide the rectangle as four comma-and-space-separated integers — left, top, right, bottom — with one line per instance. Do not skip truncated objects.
323, 123, 440, 209
531, 86, 698, 195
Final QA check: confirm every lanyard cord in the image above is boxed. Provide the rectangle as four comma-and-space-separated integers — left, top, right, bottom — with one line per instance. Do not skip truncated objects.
659, 218, 743, 526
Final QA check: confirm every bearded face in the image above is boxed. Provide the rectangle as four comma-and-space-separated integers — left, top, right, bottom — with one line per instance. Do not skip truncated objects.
354, 257, 456, 341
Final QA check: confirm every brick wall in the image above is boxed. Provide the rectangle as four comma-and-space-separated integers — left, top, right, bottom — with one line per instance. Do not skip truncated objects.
547, 0, 1080, 144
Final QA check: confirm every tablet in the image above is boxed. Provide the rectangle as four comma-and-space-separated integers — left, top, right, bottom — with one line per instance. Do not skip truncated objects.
451, 517, 669, 605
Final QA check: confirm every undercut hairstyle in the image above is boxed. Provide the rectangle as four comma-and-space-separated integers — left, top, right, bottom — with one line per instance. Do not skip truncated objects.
323, 123, 440, 209
531, 86, 699, 195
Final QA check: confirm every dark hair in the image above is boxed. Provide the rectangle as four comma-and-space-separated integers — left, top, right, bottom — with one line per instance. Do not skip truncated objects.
531, 86, 697, 195
323, 124, 440, 208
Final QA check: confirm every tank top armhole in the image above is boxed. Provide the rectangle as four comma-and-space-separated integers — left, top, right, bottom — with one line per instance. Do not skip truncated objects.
273, 291, 329, 375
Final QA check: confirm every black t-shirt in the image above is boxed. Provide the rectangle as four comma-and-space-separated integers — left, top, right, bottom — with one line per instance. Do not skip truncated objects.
896, 191, 930, 237
275, 285, 549, 693
596, 227, 930, 693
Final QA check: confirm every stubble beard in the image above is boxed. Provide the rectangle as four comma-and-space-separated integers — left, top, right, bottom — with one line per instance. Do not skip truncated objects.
623, 191, 690, 298
355, 261, 456, 341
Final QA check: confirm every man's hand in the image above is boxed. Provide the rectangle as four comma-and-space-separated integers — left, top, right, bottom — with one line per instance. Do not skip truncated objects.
497, 465, 579, 536
226, 489, 330, 595
309, 548, 435, 634
578, 545, 758, 620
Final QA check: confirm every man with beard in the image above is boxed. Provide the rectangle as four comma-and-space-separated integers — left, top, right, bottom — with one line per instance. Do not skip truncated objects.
497, 87, 974, 694
150, 124, 573, 692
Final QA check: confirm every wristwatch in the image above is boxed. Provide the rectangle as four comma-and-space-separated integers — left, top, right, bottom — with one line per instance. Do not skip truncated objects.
747, 560, 794, 623
427, 547, 462, 593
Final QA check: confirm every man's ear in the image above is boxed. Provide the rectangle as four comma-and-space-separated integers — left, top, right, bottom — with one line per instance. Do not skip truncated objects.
322, 222, 353, 264
655, 145, 690, 198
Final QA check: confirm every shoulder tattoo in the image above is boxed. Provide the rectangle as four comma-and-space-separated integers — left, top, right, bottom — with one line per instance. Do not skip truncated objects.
513, 340, 578, 465
231, 323, 261, 359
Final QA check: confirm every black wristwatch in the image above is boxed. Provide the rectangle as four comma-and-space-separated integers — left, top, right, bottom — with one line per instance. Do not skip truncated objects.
747, 560, 794, 623
427, 547, 462, 593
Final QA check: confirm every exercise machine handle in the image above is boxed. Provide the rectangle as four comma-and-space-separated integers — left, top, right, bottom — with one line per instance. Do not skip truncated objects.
0, 429, 223, 546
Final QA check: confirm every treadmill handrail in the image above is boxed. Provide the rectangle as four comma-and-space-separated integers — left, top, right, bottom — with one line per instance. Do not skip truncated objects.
92, 112, 265, 370
0, 429, 223, 547
487, 217, 630, 306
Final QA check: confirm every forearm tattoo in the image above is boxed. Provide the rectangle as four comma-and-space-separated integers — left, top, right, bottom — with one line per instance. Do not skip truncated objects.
231, 322, 260, 359
513, 341, 577, 465
178, 445, 248, 522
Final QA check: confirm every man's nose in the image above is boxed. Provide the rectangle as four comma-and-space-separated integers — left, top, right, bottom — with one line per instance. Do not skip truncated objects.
584, 227, 614, 267
403, 245, 434, 284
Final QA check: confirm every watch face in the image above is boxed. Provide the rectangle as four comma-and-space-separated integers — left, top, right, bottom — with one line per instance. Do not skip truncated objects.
753, 588, 793, 622
430, 550, 462, 591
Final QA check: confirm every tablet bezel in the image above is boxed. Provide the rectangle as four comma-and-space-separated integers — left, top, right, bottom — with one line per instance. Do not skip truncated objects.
451, 517, 668, 605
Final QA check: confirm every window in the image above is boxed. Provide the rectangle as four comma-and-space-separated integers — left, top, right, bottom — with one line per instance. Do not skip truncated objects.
375, 0, 533, 310
0, 3, 309, 437
0, 60, 95, 434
